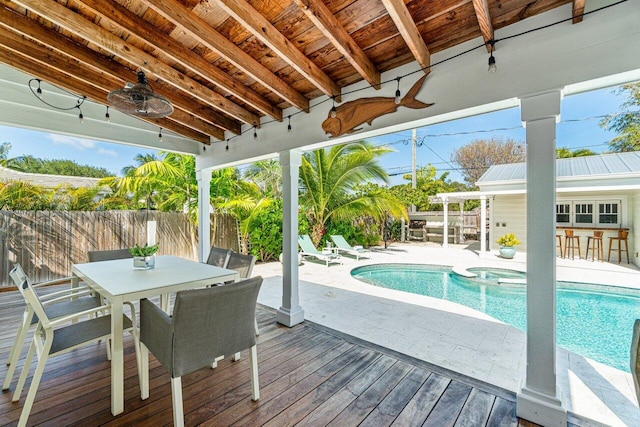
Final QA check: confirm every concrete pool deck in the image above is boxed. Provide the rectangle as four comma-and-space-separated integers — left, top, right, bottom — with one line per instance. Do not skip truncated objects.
253, 241, 640, 426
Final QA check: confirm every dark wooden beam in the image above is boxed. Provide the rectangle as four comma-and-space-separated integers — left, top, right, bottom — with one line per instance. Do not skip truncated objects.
380, 0, 431, 74
10, 0, 260, 126
0, 36, 213, 143
215, 0, 341, 100
472, 0, 494, 52
141, 0, 311, 112
0, 6, 236, 137
76, 0, 282, 121
293, 0, 380, 89
573, 0, 586, 24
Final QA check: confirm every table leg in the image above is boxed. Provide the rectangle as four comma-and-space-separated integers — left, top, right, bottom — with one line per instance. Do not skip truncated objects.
160, 293, 170, 312
111, 297, 124, 415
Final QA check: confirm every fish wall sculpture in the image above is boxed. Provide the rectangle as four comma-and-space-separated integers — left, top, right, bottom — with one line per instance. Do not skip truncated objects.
322, 74, 433, 138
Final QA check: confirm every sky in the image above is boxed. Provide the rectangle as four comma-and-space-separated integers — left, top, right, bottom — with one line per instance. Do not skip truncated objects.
0, 85, 627, 183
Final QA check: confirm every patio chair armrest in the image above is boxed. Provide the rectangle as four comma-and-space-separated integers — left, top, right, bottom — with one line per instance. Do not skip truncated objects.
48, 305, 111, 327
140, 299, 173, 365
39, 285, 92, 301
32, 276, 75, 288
42, 288, 94, 306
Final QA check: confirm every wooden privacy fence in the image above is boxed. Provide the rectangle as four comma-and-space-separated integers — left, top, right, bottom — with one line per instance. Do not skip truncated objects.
0, 211, 238, 288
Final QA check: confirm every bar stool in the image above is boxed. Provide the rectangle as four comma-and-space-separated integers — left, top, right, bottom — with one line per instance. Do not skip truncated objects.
563, 229, 581, 260
608, 230, 629, 264
556, 234, 563, 258
586, 230, 604, 262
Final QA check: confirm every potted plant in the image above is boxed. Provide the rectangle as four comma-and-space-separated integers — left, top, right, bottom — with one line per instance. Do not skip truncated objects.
129, 243, 159, 269
496, 233, 520, 259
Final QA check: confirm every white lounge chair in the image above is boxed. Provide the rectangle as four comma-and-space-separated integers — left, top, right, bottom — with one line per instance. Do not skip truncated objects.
298, 235, 341, 267
330, 235, 370, 261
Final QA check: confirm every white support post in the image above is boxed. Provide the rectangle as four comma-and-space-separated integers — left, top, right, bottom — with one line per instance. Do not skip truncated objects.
458, 202, 464, 244
146, 220, 157, 246
516, 90, 566, 427
480, 196, 487, 256
488, 196, 494, 252
277, 150, 304, 327
196, 168, 212, 263
442, 198, 449, 248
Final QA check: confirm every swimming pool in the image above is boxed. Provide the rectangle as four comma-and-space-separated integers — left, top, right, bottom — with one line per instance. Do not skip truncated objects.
351, 264, 640, 372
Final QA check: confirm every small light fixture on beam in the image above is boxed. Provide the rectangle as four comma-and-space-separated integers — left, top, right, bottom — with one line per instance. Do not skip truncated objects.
287, 115, 292, 133
158, 127, 163, 142
330, 96, 337, 118
488, 40, 497, 74
253, 126, 258, 139
105, 106, 111, 122
394, 77, 402, 105
77, 100, 84, 123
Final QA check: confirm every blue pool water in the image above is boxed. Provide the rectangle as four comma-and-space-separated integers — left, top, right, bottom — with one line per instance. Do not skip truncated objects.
351, 264, 640, 372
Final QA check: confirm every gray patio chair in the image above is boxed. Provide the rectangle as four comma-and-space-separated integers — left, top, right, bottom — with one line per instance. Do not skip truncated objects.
2, 264, 101, 392
226, 251, 259, 335
87, 248, 133, 262
206, 246, 231, 268
227, 251, 256, 279
9, 265, 139, 427
139, 276, 263, 427
632, 319, 640, 405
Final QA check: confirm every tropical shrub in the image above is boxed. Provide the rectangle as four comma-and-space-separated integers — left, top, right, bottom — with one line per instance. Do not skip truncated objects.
248, 200, 310, 262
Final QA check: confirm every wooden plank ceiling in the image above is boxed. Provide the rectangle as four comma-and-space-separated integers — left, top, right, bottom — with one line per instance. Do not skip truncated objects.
0, 0, 578, 145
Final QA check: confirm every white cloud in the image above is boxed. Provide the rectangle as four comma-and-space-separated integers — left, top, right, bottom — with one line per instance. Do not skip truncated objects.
48, 134, 96, 150
98, 147, 117, 157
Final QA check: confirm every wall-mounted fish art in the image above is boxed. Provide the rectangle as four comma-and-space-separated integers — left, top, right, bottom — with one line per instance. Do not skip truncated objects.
322, 74, 433, 138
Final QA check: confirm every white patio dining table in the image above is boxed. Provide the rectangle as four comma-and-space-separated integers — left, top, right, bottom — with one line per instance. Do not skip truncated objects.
71, 255, 239, 416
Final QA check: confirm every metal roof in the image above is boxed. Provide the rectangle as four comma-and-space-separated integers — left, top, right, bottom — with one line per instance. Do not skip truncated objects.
477, 151, 640, 184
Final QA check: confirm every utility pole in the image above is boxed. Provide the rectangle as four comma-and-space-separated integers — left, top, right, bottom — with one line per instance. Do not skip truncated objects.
411, 128, 417, 213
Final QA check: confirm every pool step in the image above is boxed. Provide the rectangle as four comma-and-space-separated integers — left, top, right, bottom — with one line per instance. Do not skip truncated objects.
451, 267, 476, 278
498, 278, 527, 285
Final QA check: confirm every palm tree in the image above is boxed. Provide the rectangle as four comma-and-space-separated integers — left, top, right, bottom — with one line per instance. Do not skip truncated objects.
0, 180, 51, 210
52, 185, 101, 211
104, 152, 199, 218
243, 159, 282, 198
105, 153, 162, 210
219, 190, 272, 254
299, 141, 407, 244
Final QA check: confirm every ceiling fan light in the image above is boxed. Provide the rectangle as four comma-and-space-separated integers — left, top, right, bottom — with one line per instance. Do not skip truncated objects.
107, 71, 173, 118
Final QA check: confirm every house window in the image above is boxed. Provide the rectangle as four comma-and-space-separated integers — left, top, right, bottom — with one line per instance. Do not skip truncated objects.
598, 202, 619, 225
575, 203, 594, 225
556, 203, 571, 224
557, 199, 622, 227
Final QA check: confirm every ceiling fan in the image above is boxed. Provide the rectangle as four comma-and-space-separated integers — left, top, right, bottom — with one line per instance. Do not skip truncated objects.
107, 71, 173, 118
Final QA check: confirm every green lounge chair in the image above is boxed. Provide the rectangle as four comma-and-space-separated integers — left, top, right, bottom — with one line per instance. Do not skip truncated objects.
298, 235, 341, 267
330, 235, 370, 261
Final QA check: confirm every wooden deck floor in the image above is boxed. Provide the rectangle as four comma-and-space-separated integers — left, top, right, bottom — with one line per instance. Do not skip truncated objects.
1, 286, 538, 426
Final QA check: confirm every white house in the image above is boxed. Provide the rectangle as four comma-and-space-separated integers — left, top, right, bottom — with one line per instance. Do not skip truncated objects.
437, 151, 640, 267
0, 165, 112, 201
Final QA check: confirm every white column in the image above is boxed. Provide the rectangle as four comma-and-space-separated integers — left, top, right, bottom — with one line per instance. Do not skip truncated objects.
196, 168, 212, 263
146, 220, 157, 246
458, 202, 464, 244
488, 196, 494, 252
480, 195, 487, 255
516, 90, 566, 426
442, 198, 449, 248
277, 150, 304, 327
